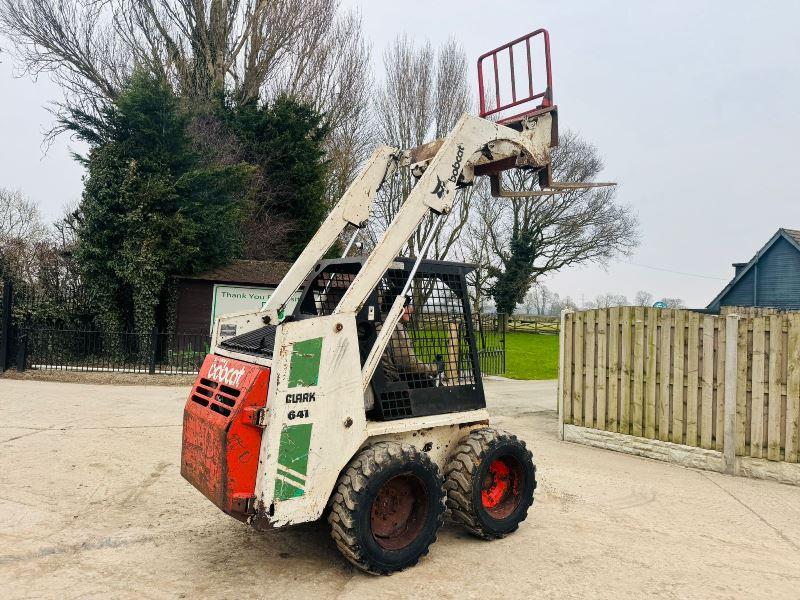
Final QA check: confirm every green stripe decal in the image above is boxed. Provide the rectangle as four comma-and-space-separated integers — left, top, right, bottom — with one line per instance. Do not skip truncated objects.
276, 468, 305, 485
274, 423, 313, 501
288, 337, 323, 388
273, 478, 304, 501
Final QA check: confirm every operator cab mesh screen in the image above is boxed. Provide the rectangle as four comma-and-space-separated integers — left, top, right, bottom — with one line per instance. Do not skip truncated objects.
299, 269, 357, 316
290, 257, 486, 420
378, 268, 476, 389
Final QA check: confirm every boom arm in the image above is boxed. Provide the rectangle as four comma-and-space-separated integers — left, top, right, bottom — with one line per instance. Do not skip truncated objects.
257, 145, 398, 325
333, 113, 554, 389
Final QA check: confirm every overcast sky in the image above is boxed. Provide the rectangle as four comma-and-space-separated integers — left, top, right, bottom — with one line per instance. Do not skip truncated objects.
2, 1, 799, 308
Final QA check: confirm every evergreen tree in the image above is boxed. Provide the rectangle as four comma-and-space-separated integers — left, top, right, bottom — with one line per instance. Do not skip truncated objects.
64, 70, 252, 334
488, 229, 538, 316
221, 96, 329, 259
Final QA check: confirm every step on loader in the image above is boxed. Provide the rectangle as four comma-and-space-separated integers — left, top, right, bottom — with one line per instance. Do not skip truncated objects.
181, 28, 599, 574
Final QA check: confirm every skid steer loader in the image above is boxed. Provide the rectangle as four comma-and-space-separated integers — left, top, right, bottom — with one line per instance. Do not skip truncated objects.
181, 29, 598, 574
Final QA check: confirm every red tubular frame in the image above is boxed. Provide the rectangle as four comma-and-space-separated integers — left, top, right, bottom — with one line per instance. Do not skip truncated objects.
477, 29, 553, 123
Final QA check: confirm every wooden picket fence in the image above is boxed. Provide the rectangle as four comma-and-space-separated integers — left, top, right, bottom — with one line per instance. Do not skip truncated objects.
507, 315, 560, 334
736, 314, 800, 461
720, 305, 784, 318
559, 307, 800, 467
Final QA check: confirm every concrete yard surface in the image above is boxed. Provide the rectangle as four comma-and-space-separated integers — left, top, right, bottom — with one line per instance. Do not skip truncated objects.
2, 377, 800, 599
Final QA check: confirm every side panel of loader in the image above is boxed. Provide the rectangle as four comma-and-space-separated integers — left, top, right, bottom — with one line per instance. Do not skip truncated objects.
252, 314, 367, 528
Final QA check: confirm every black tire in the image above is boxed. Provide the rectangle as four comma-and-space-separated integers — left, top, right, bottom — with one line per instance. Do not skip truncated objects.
444, 427, 536, 539
328, 441, 445, 574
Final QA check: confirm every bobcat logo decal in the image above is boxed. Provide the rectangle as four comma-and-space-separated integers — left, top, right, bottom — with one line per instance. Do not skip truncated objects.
430, 143, 465, 199
432, 176, 447, 199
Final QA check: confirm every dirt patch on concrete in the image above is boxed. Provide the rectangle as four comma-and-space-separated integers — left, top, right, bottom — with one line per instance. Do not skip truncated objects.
1, 370, 195, 386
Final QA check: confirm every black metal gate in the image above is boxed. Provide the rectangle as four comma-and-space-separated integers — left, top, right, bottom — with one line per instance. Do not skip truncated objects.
0, 280, 210, 375
474, 313, 506, 376
0, 280, 22, 372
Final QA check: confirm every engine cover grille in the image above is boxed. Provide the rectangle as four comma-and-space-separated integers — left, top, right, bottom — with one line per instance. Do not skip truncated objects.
181, 354, 270, 519
219, 325, 277, 358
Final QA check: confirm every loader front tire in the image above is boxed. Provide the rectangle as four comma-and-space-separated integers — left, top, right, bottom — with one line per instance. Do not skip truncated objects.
328, 441, 445, 575
444, 428, 536, 539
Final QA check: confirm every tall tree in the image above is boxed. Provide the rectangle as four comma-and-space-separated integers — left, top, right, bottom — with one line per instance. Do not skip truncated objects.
64, 70, 252, 334
367, 36, 472, 260
0, 187, 48, 283
221, 95, 329, 259
0, 0, 371, 203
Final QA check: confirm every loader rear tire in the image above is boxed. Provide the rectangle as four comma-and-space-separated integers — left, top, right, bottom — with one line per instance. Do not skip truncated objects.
444, 428, 536, 539
328, 441, 445, 575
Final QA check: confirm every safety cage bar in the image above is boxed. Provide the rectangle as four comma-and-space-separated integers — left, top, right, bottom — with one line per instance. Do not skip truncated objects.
477, 28, 553, 124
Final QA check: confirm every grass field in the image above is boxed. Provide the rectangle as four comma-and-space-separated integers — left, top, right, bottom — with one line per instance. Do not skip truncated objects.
504, 332, 560, 380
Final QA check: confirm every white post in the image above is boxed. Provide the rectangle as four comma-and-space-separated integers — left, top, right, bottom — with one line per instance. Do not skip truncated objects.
557, 309, 570, 441
723, 315, 740, 474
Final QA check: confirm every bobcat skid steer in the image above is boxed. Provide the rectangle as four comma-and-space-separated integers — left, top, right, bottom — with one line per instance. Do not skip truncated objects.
181, 29, 587, 574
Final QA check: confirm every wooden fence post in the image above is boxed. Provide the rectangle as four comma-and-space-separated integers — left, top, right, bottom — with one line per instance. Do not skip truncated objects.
557, 309, 570, 440
723, 315, 740, 474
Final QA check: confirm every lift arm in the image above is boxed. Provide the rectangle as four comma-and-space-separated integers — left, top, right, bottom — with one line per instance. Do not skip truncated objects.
332, 113, 553, 389
257, 145, 398, 325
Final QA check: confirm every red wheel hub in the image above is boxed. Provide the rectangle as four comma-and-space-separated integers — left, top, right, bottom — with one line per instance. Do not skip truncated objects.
481, 456, 523, 519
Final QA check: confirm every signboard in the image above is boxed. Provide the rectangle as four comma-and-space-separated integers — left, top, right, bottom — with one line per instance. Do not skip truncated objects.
211, 284, 300, 333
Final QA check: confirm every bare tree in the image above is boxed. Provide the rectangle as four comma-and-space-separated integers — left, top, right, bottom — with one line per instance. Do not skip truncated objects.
454, 180, 494, 315
638, 296, 685, 309
659, 297, 685, 309
468, 130, 639, 315
550, 293, 576, 316
366, 36, 471, 260
524, 283, 554, 315
589, 293, 629, 309
0, 188, 45, 240
522, 291, 536, 315
0, 1, 371, 188
0, 187, 48, 282
271, 9, 373, 205
0, 1, 356, 103
30, 237, 82, 297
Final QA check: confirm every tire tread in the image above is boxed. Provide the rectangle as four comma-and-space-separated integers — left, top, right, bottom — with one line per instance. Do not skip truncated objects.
328, 441, 445, 575
444, 427, 535, 540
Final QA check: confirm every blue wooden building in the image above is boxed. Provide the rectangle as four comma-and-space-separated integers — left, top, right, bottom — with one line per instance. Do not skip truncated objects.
707, 228, 800, 312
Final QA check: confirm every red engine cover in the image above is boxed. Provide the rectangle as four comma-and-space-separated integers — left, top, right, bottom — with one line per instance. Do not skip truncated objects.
181, 354, 270, 520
